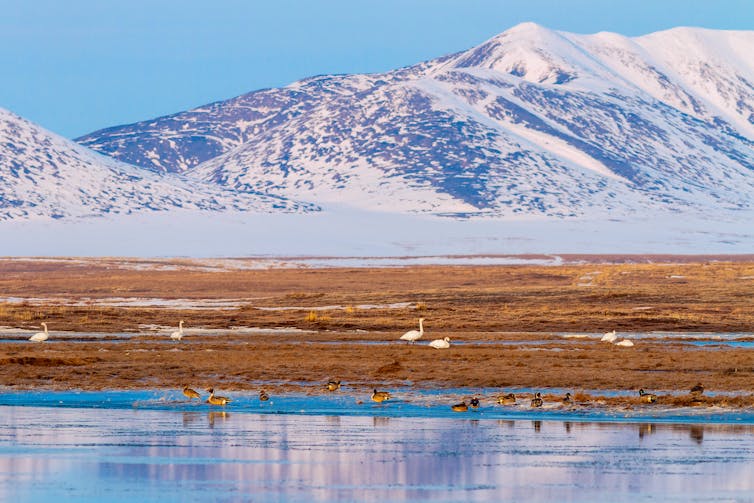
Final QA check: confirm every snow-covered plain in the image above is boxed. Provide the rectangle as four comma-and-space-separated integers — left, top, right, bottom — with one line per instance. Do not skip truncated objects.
1, 206, 752, 258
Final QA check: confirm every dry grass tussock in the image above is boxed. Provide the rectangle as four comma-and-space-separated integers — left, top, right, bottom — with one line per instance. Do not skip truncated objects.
0, 258, 753, 397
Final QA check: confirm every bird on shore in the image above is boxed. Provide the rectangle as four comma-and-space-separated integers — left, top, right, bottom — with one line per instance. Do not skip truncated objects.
259, 390, 270, 401
206, 388, 231, 406
530, 392, 543, 408
170, 320, 185, 341
371, 389, 391, 403
497, 393, 516, 405
399, 318, 425, 343
469, 397, 480, 409
451, 402, 468, 412
601, 330, 618, 343
429, 337, 451, 349
639, 389, 657, 403
182, 386, 201, 401
29, 322, 49, 342
562, 392, 573, 404
326, 380, 341, 392
615, 339, 634, 347
690, 383, 704, 397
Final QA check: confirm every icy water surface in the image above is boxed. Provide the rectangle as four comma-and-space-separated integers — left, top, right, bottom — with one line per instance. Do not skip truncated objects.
1, 399, 754, 502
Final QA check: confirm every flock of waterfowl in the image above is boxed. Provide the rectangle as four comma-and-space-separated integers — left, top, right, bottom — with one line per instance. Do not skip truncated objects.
26, 319, 631, 351
27, 319, 708, 413
181, 380, 706, 412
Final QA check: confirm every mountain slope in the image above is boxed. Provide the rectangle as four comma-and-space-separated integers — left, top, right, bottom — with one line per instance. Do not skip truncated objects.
77, 24, 754, 217
0, 108, 314, 220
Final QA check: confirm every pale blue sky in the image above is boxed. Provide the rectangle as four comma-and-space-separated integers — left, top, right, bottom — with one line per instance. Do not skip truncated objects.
1, 0, 752, 138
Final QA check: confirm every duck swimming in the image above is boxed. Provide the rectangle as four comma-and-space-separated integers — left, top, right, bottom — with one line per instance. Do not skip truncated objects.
690, 383, 704, 396
371, 389, 391, 403
469, 397, 480, 409
206, 388, 231, 406
326, 380, 341, 392
530, 392, 543, 408
259, 390, 270, 401
562, 392, 573, 404
451, 402, 468, 412
497, 393, 516, 406
639, 388, 657, 403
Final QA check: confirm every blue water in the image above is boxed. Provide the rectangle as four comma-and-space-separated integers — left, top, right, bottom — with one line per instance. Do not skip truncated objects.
1, 402, 753, 502
1, 390, 752, 424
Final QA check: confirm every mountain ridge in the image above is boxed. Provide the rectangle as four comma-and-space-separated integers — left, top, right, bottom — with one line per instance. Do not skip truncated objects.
0, 107, 315, 220
69, 23, 754, 217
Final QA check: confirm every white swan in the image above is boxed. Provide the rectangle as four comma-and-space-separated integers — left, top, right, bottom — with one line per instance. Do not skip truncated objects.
428, 336, 450, 349
615, 339, 634, 347
170, 320, 184, 341
601, 330, 617, 343
399, 318, 424, 343
29, 322, 49, 342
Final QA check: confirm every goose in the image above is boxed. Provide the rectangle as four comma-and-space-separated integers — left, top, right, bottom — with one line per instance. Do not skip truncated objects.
562, 392, 573, 404
639, 388, 657, 403
690, 383, 704, 396
469, 397, 480, 409
371, 389, 391, 403
530, 392, 543, 408
615, 339, 634, 347
399, 318, 425, 343
29, 322, 49, 342
451, 402, 468, 412
170, 320, 184, 341
205, 387, 231, 406
497, 393, 516, 406
428, 337, 451, 349
601, 330, 617, 343
259, 390, 270, 401
326, 380, 341, 392
182, 386, 201, 400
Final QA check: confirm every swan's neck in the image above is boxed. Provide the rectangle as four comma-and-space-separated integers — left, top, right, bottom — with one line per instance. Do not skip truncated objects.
418, 319, 423, 334
179, 321, 184, 331
42, 323, 48, 334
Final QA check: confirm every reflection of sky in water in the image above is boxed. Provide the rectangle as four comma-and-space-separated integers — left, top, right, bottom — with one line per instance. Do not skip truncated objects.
1, 406, 753, 502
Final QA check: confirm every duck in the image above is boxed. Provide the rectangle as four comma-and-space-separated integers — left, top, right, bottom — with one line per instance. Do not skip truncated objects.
182, 386, 201, 400
451, 402, 468, 412
639, 388, 657, 403
428, 337, 451, 349
601, 330, 618, 343
326, 380, 341, 392
259, 390, 270, 402
371, 389, 391, 403
469, 397, 480, 409
690, 383, 704, 396
615, 339, 634, 347
562, 392, 573, 404
399, 318, 425, 343
205, 387, 231, 406
29, 322, 49, 342
497, 393, 516, 406
170, 320, 184, 341
530, 392, 543, 408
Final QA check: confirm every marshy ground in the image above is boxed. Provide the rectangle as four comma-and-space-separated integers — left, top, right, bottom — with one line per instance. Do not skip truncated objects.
1, 256, 753, 407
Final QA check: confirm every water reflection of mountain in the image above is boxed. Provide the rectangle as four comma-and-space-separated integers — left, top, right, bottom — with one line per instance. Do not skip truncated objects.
1, 407, 754, 501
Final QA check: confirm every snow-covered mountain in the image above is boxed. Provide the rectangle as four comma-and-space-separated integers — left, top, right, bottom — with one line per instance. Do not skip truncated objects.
77, 23, 754, 217
0, 108, 314, 220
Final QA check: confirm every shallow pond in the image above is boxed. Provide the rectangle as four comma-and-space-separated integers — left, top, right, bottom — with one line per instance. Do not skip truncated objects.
2, 405, 754, 502
1, 392, 754, 502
